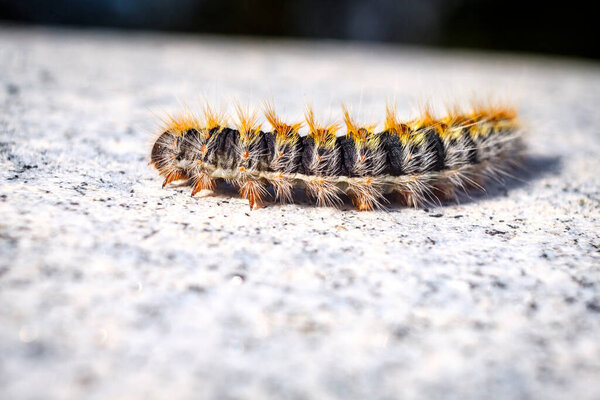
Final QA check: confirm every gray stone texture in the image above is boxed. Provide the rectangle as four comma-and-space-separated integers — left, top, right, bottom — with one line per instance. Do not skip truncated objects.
1, 26, 599, 400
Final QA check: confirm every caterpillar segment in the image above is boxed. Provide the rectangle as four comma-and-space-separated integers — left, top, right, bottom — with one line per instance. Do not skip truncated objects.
263, 103, 303, 203
341, 105, 387, 210
149, 102, 522, 211
302, 106, 344, 207
230, 105, 267, 209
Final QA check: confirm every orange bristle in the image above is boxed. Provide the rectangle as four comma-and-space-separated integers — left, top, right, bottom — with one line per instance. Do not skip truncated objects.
160, 109, 200, 136
191, 172, 216, 197
305, 106, 339, 147
342, 104, 377, 145
162, 170, 188, 188
384, 103, 411, 140
239, 180, 267, 210
263, 102, 302, 140
202, 103, 226, 132
234, 103, 262, 143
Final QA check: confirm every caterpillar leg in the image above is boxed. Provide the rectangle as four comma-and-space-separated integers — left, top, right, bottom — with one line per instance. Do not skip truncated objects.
346, 179, 385, 211
396, 185, 431, 208
432, 176, 458, 203
191, 172, 216, 197
432, 184, 457, 203
270, 174, 294, 204
397, 174, 441, 208
439, 168, 481, 202
162, 170, 188, 188
305, 178, 343, 207
239, 179, 268, 210
353, 194, 374, 211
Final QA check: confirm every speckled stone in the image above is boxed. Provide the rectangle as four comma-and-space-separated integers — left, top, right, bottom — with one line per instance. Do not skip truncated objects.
1, 26, 599, 400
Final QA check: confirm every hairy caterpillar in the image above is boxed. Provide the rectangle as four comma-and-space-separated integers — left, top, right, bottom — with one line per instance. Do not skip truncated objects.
149, 102, 523, 211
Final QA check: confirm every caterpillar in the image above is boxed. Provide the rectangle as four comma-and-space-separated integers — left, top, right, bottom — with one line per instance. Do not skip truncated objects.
149, 102, 523, 211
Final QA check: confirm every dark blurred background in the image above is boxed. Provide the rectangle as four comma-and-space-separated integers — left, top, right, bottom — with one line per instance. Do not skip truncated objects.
0, 0, 597, 59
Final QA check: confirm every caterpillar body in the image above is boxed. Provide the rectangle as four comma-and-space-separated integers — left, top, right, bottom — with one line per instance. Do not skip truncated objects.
149, 103, 523, 211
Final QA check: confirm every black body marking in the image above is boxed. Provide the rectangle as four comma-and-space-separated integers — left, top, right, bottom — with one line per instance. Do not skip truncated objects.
380, 132, 405, 176
424, 130, 446, 171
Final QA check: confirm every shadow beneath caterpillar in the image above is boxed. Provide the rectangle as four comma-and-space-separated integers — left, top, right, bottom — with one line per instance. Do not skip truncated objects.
442, 153, 562, 208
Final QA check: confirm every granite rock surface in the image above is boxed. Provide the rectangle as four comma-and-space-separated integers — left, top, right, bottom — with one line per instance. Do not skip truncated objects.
1, 26, 599, 400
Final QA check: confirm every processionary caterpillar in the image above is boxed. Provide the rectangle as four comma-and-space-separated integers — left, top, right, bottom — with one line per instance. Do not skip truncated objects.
149, 101, 523, 211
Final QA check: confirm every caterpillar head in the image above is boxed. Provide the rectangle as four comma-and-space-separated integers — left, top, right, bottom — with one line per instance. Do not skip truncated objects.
150, 131, 179, 172
150, 112, 196, 170
150, 131, 190, 187
150, 111, 199, 185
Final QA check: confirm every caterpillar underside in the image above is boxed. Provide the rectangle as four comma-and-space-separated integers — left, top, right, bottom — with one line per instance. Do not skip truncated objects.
149, 103, 523, 211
